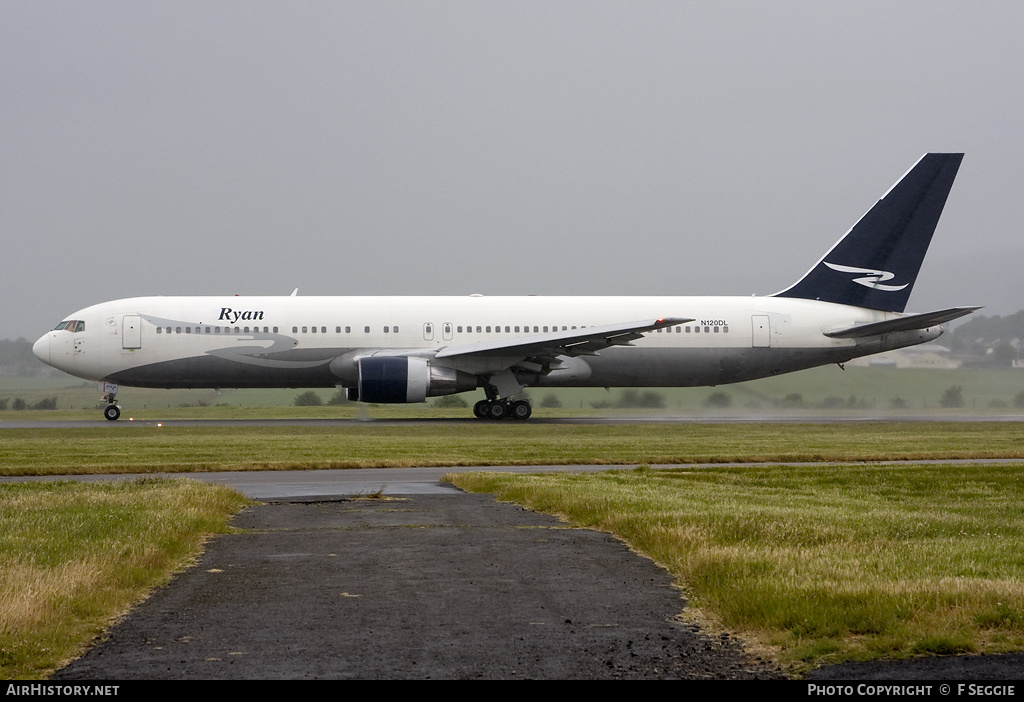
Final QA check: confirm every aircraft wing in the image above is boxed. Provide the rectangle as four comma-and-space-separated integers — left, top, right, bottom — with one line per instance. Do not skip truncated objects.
434, 317, 693, 366
823, 306, 981, 339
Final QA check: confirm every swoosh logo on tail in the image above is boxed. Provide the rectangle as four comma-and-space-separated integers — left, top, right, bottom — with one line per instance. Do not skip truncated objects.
824, 262, 909, 291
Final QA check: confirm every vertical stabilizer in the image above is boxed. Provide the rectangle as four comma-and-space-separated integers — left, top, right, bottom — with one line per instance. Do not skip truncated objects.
774, 153, 963, 312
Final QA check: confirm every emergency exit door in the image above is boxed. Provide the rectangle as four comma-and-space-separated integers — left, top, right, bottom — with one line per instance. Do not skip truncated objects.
751, 315, 770, 348
122, 315, 142, 349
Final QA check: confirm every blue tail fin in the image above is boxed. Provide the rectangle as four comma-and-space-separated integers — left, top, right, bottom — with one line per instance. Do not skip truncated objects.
774, 153, 963, 312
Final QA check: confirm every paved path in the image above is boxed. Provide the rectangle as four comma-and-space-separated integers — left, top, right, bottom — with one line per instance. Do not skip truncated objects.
52, 493, 782, 680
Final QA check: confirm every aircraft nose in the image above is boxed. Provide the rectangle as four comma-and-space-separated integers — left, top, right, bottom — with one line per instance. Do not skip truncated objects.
32, 334, 50, 365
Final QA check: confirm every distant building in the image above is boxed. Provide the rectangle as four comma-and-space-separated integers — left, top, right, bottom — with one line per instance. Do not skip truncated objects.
847, 345, 961, 369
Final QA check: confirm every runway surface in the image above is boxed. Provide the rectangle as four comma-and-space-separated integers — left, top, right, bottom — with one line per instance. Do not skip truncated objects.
3, 412, 1024, 430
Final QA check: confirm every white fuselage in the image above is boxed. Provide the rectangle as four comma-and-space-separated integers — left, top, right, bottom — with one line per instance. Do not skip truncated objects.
32, 295, 942, 393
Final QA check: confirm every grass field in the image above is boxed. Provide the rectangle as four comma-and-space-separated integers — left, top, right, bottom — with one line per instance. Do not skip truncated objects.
0, 479, 249, 680
448, 463, 1024, 670
3, 416, 1024, 677
2, 422, 1024, 476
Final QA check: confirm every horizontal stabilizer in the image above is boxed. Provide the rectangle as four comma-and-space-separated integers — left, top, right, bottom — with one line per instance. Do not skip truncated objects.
823, 306, 981, 339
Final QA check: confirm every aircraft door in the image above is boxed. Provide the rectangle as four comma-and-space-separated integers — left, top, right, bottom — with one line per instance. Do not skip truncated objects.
423, 322, 434, 341
751, 315, 770, 348
122, 315, 142, 349
442, 322, 453, 341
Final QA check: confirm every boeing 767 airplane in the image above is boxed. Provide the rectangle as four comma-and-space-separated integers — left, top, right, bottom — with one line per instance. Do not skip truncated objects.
33, 153, 978, 420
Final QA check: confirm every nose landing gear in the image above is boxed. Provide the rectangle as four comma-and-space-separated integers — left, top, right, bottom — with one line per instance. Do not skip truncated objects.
101, 384, 121, 421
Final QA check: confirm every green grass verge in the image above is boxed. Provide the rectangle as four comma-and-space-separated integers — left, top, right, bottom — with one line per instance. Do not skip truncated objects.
446, 464, 1024, 671
2, 422, 1024, 476
0, 479, 250, 680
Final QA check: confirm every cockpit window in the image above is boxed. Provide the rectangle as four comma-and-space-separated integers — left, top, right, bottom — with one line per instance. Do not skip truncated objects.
53, 320, 85, 332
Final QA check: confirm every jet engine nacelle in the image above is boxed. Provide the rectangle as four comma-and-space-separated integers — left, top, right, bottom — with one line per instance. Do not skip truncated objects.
356, 356, 477, 403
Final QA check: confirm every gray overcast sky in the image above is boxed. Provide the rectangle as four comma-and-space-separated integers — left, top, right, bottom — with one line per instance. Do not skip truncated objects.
3, 1, 1022, 340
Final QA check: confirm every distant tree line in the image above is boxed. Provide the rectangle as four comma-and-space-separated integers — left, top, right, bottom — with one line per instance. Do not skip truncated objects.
293, 390, 350, 406
0, 338, 50, 376
0, 397, 58, 410
947, 311, 1024, 367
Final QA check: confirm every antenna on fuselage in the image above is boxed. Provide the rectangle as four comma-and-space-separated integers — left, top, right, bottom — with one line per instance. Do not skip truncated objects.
290, 288, 298, 296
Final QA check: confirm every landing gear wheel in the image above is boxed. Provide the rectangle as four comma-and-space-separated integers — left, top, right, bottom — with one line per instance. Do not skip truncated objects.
103, 404, 121, 421
510, 400, 532, 420
487, 401, 508, 420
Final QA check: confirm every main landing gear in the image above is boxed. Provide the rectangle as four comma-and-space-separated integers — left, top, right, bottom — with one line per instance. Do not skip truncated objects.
473, 398, 532, 420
